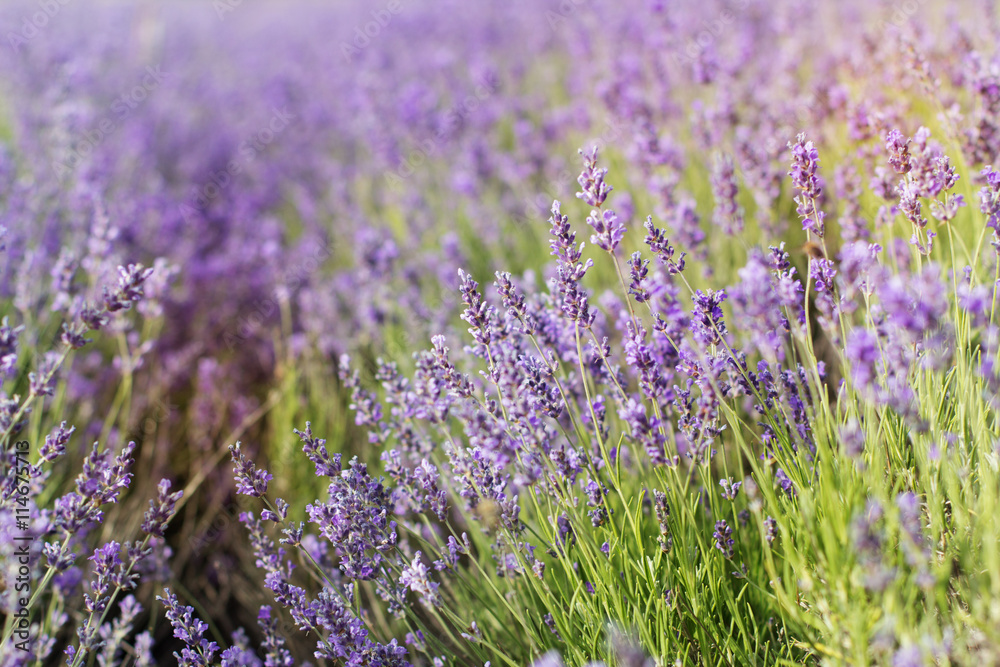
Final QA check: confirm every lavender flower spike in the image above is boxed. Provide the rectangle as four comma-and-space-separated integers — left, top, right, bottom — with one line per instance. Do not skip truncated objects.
229, 442, 273, 497
142, 479, 184, 537
576, 146, 613, 208
586, 208, 626, 253
788, 133, 825, 237
157, 588, 219, 667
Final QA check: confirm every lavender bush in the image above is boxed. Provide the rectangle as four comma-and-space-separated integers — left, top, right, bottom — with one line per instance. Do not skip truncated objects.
2, 0, 1000, 665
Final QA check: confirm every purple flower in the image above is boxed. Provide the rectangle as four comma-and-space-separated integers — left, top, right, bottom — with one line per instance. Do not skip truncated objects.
626, 252, 651, 303
586, 208, 626, 253
531, 651, 565, 667
730, 251, 791, 358
0, 316, 23, 378
102, 264, 155, 313
764, 516, 777, 544
643, 216, 686, 274
458, 269, 495, 350
293, 422, 342, 477
892, 645, 924, 667
719, 478, 742, 500
620, 399, 667, 465
306, 457, 397, 580
548, 200, 583, 265
433, 534, 467, 573
229, 442, 273, 497
576, 146, 613, 208
839, 420, 866, 458
83, 542, 122, 615
691, 289, 729, 347
958, 283, 994, 327
787, 133, 825, 237
400, 551, 442, 608
897, 179, 927, 229
142, 479, 183, 537
495, 271, 534, 333
808, 258, 839, 323
980, 165, 1000, 251
774, 468, 795, 497
53, 441, 136, 534
878, 265, 949, 342
851, 500, 896, 591
158, 588, 219, 667
40, 421, 74, 462
896, 492, 928, 565
885, 129, 912, 174
652, 490, 672, 551
713, 520, 734, 558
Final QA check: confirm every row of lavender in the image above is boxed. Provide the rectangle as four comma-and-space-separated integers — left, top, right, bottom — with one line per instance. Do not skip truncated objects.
2, 0, 1000, 664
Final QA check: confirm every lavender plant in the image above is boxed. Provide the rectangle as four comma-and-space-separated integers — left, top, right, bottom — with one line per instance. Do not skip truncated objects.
221, 141, 1000, 665
1, 0, 1000, 665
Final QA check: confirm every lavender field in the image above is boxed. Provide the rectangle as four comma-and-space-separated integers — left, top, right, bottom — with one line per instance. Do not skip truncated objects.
1, 0, 999, 665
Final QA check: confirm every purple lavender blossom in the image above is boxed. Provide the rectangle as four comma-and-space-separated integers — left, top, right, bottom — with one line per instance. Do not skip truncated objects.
229, 442, 273, 497
586, 208, 626, 253
257, 607, 294, 667
713, 520, 735, 558
0, 317, 23, 378
293, 422, 342, 477
576, 147, 613, 208
845, 328, 881, 396
885, 129, 913, 174
400, 551, 442, 608
620, 399, 667, 465
458, 269, 496, 351
691, 289, 729, 347
764, 516, 777, 544
306, 457, 397, 580
40, 422, 74, 462
788, 133, 825, 237
627, 252, 651, 303
83, 542, 122, 615
719, 478, 742, 501
643, 216, 686, 274
980, 165, 1000, 251
52, 441, 136, 534
157, 588, 219, 667
141, 479, 183, 537
102, 264, 156, 313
